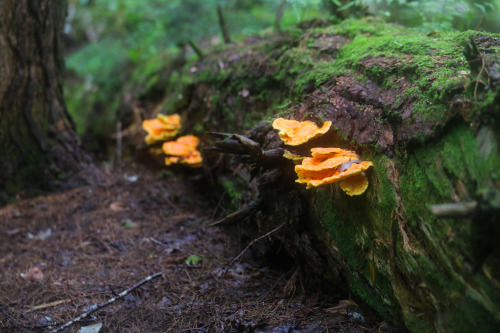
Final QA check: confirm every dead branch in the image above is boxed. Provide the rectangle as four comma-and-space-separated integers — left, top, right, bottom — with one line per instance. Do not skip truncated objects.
48, 272, 163, 333
0, 301, 95, 330
430, 201, 477, 218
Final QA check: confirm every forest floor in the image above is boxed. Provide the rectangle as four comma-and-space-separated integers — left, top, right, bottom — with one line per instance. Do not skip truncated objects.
0, 162, 383, 332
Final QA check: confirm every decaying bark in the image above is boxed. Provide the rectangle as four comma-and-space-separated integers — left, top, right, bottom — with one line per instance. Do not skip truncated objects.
175, 20, 500, 332
0, 0, 94, 205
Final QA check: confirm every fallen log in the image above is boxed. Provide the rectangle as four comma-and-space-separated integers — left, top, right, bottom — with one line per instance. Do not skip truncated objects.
176, 18, 500, 332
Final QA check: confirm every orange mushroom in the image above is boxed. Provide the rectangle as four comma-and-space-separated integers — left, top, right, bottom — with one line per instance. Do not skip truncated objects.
272, 118, 331, 146
162, 135, 202, 167
283, 150, 305, 164
294, 147, 373, 195
142, 113, 181, 145
340, 173, 369, 196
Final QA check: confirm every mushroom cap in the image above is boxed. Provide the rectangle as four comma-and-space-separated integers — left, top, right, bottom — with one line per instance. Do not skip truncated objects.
162, 141, 192, 156
283, 150, 305, 161
340, 172, 369, 196
165, 151, 202, 168
157, 114, 181, 128
165, 156, 181, 166
296, 160, 373, 189
163, 135, 203, 168
310, 147, 354, 159
162, 135, 199, 156
142, 113, 181, 145
181, 150, 203, 167
297, 152, 359, 172
272, 118, 331, 146
176, 135, 199, 148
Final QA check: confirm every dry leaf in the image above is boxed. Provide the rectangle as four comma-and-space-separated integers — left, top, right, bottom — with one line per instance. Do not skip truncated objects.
109, 202, 126, 211
324, 299, 359, 315
21, 267, 44, 280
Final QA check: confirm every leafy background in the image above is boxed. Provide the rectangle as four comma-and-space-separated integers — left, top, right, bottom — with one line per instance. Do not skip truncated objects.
63, 0, 500, 154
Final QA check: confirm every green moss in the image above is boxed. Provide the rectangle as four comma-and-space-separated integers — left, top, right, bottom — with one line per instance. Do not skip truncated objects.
314, 154, 403, 324
312, 18, 407, 39
396, 123, 500, 331
279, 21, 500, 130
152, 18, 500, 332
221, 177, 247, 210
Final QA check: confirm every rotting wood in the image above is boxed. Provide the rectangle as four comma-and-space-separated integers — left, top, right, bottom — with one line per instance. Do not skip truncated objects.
176, 19, 500, 332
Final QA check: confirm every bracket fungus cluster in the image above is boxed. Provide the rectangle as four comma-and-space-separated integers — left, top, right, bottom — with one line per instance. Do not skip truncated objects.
142, 113, 202, 168
142, 113, 181, 145
163, 135, 202, 168
296, 148, 373, 195
272, 118, 332, 146
272, 118, 373, 196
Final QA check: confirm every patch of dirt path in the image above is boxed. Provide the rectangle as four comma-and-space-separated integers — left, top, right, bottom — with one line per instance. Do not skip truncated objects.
0, 168, 378, 332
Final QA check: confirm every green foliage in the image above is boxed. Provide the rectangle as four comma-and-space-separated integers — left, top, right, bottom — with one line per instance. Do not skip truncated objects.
185, 254, 203, 265
64, 0, 500, 155
64, 0, 330, 151
331, 0, 500, 32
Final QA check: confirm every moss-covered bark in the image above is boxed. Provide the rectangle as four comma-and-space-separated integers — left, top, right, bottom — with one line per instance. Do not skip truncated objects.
169, 18, 500, 332
0, 0, 93, 205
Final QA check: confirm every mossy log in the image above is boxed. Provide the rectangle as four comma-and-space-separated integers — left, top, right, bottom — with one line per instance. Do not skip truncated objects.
174, 19, 500, 332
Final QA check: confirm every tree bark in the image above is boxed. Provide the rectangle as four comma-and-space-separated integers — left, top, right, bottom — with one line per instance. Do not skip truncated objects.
0, 0, 93, 205
274, 0, 286, 31
177, 20, 500, 332
217, 5, 231, 44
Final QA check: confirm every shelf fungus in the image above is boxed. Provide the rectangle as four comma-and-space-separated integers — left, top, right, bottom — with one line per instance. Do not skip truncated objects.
142, 113, 181, 145
283, 150, 305, 164
272, 118, 332, 146
295, 147, 373, 195
162, 135, 202, 167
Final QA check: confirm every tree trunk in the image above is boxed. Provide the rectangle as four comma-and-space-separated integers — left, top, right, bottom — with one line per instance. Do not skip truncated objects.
217, 5, 231, 44
274, 0, 287, 31
176, 20, 500, 332
0, 0, 93, 205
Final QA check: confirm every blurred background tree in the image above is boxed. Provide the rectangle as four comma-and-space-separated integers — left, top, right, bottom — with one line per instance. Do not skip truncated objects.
63, 0, 500, 157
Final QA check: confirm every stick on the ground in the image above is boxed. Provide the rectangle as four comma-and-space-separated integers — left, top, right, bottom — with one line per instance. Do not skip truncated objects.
0, 302, 95, 330
224, 223, 285, 277
49, 272, 163, 333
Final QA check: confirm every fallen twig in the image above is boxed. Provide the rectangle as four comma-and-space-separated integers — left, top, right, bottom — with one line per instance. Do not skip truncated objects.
27, 299, 71, 312
210, 199, 261, 226
258, 272, 286, 303
430, 201, 477, 218
224, 222, 285, 277
0, 301, 95, 330
48, 272, 163, 333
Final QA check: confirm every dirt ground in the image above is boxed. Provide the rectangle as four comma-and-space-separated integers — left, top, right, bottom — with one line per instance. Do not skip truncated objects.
0, 163, 386, 332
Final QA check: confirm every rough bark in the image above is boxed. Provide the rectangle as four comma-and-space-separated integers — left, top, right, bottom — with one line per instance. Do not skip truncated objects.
175, 19, 500, 332
217, 5, 231, 44
0, 0, 93, 205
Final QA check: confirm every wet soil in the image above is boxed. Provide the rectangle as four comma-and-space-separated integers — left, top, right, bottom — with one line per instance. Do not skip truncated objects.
0, 164, 379, 332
